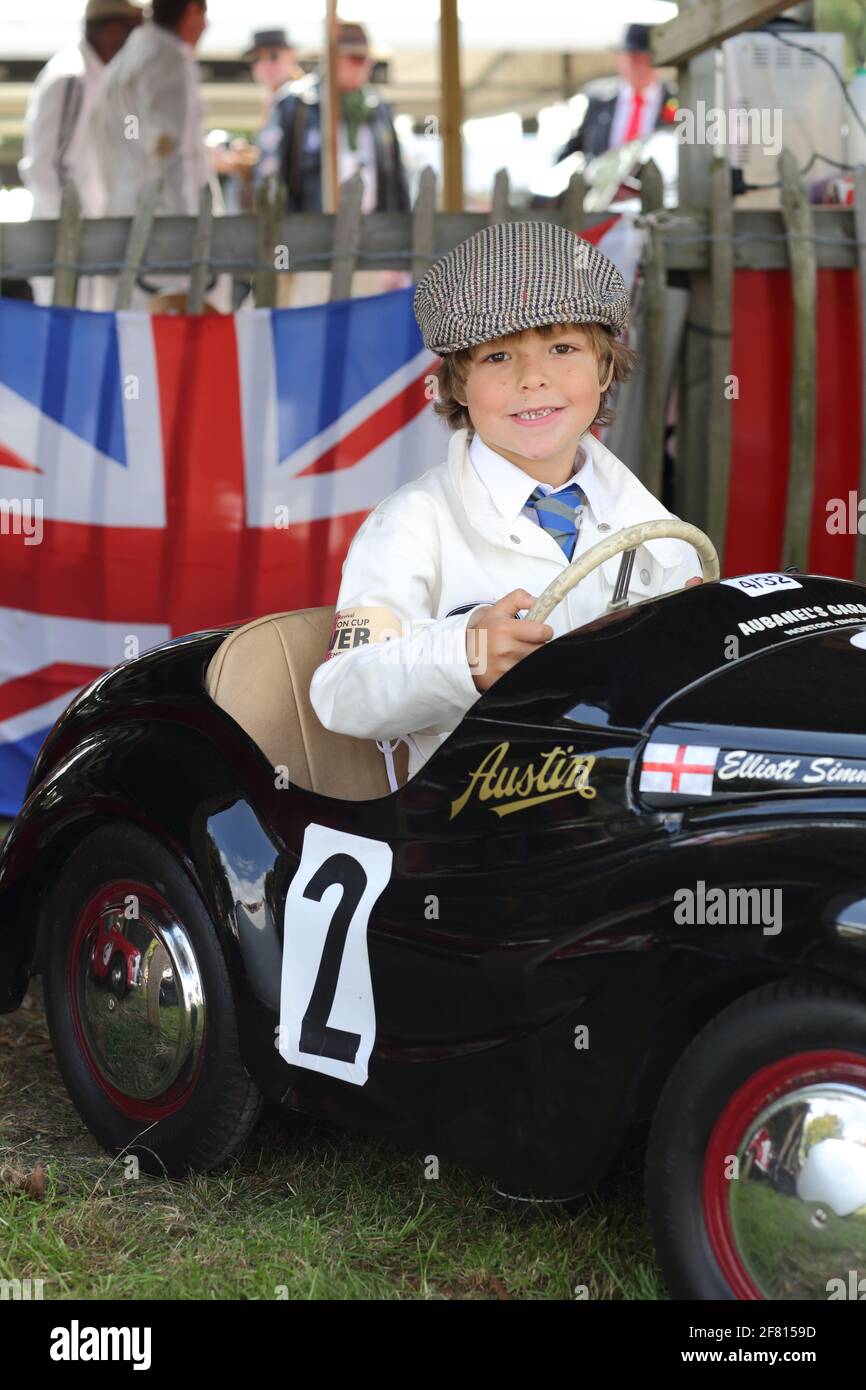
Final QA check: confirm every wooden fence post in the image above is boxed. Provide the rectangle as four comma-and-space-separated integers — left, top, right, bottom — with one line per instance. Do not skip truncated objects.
187, 182, 214, 315
706, 157, 734, 561
52, 180, 82, 308
253, 175, 280, 309
115, 175, 162, 310
411, 167, 437, 285
490, 168, 509, 223
329, 171, 363, 302
779, 146, 816, 572
639, 159, 667, 501
562, 170, 586, 235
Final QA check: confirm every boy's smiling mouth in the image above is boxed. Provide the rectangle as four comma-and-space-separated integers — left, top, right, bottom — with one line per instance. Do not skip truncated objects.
509, 405, 566, 426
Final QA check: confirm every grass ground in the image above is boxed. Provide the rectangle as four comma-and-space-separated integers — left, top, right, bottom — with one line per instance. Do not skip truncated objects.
0, 816, 663, 1300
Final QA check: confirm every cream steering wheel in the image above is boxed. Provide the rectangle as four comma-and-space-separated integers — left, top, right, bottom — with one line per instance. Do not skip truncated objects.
524, 520, 720, 625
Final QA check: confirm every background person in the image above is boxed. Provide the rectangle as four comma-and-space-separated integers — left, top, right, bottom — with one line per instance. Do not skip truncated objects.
272, 19, 411, 305
18, 0, 145, 306
93, 0, 230, 310
557, 22, 676, 163
247, 27, 304, 190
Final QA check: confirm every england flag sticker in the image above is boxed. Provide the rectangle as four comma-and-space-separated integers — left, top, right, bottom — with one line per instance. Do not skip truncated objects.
639, 743, 720, 797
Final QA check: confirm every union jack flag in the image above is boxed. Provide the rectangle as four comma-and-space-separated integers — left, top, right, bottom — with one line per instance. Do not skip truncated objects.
0, 287, 441, 814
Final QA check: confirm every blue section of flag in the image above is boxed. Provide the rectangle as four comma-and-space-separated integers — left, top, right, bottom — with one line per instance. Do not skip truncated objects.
0, 300, 127, 466
0, 731, 49, 819
270, 286, 425, 460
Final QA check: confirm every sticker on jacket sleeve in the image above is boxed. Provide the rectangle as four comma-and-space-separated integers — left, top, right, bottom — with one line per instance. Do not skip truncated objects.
325, 606, 401, 659
721, 574, 802, 596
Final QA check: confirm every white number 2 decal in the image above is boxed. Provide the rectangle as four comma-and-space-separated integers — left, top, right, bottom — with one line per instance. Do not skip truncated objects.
277, 823, 393, 1086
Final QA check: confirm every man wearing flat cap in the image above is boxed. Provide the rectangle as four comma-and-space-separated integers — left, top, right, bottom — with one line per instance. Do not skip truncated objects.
19, 0, 145, 304
310, 222, 702, 788
558, 22, 677, 163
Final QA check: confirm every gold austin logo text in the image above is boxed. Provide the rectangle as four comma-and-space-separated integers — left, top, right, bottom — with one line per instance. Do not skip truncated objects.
449, 742, 597, 819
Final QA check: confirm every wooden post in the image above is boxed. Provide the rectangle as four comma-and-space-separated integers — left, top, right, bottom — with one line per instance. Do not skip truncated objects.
706, 157, 734, 561
187, 182, 213, 315
562, 171, 586, 236
115, 175, 162, 310
779, 146, 816, 572
440, 0, 464, 213
52, 180, 82, 308
253, 175, 280, 308
329, 171, 363, 302
490, 168, 509, 223
854, 165, 866, 584
321, 0, 340, 215
640, 160, 667, 501
411, 166, 437, 284
671, 1, 718, 530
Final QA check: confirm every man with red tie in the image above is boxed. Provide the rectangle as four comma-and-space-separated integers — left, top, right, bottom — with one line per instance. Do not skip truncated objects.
557, 23, 676, 163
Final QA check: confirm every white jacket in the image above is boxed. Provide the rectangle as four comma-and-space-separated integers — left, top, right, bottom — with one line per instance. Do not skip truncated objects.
19, 40, 107, 307
19, 40, 106, 220
94, 22, 210, 218
309, 427, 703, 783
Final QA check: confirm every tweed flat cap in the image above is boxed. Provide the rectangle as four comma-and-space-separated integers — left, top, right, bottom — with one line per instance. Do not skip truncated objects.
413, 221, 630, 357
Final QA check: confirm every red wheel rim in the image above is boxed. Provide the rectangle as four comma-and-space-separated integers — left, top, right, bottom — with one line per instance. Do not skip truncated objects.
68, 879, 206, 1121
702, 1049, 866, 1299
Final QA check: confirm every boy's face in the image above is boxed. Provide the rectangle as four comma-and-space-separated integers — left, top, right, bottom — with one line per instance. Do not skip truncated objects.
458, 325, 613, 482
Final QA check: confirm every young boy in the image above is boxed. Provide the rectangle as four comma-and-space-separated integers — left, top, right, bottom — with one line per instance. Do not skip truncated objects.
309, 221, 702, 787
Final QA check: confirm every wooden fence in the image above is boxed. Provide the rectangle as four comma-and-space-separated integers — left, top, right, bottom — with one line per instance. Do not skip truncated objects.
2, 156, 865, 582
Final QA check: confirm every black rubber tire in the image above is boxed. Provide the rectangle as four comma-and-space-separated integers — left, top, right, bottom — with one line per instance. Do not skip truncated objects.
42, 822, 263, 1177
645, 978, 866, 1300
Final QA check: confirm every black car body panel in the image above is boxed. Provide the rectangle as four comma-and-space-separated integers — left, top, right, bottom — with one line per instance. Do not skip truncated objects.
2, 574, 866, 1196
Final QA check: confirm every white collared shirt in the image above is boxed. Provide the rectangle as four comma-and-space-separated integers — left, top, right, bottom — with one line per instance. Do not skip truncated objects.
468, 430, 608, 530
609, 79, 664, 148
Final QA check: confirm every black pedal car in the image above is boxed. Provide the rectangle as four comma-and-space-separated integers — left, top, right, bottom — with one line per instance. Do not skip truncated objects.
3, 520, 866, 1301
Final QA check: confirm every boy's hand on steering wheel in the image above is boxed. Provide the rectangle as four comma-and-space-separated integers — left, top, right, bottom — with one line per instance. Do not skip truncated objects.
465, 589, 553, 693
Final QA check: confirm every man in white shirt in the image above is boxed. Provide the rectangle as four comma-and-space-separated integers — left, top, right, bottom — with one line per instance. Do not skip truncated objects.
18, 0, 145, 306
93, 0, 230, 309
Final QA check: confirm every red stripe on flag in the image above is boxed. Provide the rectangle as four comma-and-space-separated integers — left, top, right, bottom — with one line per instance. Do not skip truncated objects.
0, 662, 104, 722
295, 369, 432, 478
150, 314, 251, 634
579, 215, 620, 247
0, 443, 41, 473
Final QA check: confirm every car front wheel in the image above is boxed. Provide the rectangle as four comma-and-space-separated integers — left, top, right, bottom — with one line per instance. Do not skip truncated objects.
42, 823, 263, 1177
645, 979, 866, 1299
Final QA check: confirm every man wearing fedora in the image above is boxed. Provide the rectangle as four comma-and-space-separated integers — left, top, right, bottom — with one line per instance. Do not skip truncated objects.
557, 22, 677, 163
243, 28, 304, 189
19, 0, 145, 305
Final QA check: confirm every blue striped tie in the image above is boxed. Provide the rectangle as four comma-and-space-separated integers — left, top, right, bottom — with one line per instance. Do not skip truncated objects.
525, 481, 587, 561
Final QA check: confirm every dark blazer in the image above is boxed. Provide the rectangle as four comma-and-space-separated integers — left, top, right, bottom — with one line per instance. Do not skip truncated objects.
257, 75, 410, 214
557, 82, 676, 163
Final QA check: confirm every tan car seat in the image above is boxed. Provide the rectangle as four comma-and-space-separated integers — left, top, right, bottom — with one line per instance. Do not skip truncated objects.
204, 607, 408, 800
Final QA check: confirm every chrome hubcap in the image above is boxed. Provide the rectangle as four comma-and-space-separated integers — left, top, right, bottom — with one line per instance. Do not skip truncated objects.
72, 887, 205, 1105
729, 1082, 866, 1299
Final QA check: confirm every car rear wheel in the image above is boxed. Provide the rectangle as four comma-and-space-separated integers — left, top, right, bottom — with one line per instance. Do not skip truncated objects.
645, 979, 866, 1299
42, 823, 263, 1176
